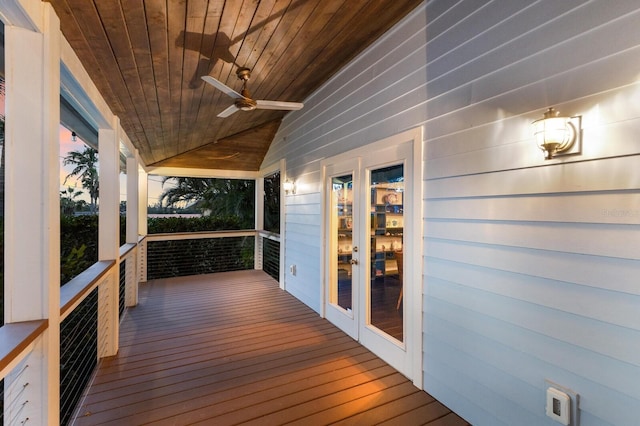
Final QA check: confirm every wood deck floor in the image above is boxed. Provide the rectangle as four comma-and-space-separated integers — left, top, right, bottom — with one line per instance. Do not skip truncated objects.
75, 270, 469, 425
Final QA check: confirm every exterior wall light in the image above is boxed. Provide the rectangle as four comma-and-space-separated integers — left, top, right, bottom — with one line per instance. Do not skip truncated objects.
532, 107, 582, 159
283, 179, 296, 195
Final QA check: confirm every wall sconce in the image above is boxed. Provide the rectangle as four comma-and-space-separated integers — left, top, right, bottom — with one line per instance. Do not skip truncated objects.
532, 107, 582, 159
71, 131, 77, 142
283, 179, 296, 195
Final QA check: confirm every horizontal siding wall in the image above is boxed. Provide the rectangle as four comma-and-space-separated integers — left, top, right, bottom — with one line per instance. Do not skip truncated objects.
424, 1, 640, 426
263, 5, 428, 313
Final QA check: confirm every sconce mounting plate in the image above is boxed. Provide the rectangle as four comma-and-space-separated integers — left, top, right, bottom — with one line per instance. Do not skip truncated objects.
554, 115, 582, 158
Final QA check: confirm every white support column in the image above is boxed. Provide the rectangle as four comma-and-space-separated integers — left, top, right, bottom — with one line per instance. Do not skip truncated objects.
125, 154, 139, 306
3, 3, 61, 424
97, 124, 120, 357
255, 176, 265, 270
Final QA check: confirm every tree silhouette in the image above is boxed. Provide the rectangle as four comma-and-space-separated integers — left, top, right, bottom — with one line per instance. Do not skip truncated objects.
160, 177, 255, 228
60, 186, 84, 216
63, 146, 99, 213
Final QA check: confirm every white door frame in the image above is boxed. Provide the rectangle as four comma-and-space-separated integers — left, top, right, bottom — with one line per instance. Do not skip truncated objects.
259, 159, 287, 289
323, 158, 361, 340
320, 127, 423, 389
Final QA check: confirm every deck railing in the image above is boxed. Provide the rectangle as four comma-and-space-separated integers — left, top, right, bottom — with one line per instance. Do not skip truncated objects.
60, 287, 98, 425
140, 230, 256, 281
258, 231, 281, 281
1, 229, 278, 424
0, 244, 138, 425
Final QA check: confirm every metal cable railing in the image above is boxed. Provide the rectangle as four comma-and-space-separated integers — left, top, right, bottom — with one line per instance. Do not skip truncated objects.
3, 357, 29, 426
119, 258, 126, 319
262, 237, 280, 281
59, 287, 98, 426
146, 234, 255, 280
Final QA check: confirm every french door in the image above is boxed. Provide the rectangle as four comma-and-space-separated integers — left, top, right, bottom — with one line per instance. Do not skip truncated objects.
324, 137, 416, 381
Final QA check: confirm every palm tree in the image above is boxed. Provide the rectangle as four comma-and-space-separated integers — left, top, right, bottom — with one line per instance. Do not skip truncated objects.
63, 146, 99, 213
60, 186, 84, 216
160, 177, 255, 227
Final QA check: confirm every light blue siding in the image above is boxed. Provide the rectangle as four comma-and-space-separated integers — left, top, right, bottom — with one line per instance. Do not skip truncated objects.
423, 0, 640, 423
264, 1, 640, 424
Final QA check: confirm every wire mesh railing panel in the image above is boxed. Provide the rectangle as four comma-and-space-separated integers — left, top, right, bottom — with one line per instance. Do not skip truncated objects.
119, 258, 126, 318
146, 236, 254, 280
60, 287, 98, 426
262, 238, 280, 282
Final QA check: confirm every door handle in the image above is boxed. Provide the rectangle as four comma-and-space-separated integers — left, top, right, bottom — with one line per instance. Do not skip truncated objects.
350, 259, 359, 265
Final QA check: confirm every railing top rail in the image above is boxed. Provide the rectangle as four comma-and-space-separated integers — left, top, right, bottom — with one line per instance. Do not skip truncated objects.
145, 229, 256, 241
257, 230, 281, 242
0, 319, 48, 378
60, 260, 116, 319
119, 243, 136, 259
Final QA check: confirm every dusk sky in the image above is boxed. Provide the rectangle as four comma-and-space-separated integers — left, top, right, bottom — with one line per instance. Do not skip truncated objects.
59, 125, 168, 207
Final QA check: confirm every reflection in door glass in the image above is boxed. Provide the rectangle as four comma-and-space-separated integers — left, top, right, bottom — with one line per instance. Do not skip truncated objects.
370, 164, 404, 342
332, 175, 353, 311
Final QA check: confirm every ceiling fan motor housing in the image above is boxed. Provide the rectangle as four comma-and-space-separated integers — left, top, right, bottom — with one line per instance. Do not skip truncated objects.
237, 87, 257, 110
236, 97, 257, 111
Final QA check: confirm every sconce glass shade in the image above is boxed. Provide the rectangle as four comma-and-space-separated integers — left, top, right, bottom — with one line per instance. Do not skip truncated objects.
283, 179, 295, 194
532, 107, 577, 159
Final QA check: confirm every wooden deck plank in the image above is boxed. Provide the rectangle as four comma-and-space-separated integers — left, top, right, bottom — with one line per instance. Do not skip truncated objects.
81, 347, 377, 424
378, 400, 454, 426
90, 309, 346, 384
82, 334, 363, 404
183, 366, 403, 425
75, 270, 469, 425
117, 358, 392, 425
329, 390, 437, 425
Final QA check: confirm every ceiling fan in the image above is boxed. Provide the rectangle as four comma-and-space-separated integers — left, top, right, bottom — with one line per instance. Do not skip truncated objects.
202, 67, 304, 118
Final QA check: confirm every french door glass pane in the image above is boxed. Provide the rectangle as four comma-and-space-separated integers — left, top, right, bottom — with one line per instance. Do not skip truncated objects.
369, 164, 404, 342
332, 174, 353, 311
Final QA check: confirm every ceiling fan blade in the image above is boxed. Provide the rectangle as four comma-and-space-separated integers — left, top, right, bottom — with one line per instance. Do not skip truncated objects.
218, 104, 240, 118
201, 75, 243, 99
255, 100, 304, 111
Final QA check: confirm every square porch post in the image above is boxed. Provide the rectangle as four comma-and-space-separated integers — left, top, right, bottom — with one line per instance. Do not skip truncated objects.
3, 3, 61, 424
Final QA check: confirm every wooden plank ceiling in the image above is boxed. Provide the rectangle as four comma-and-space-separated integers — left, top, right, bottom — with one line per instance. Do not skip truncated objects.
46, 0, 423, 171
